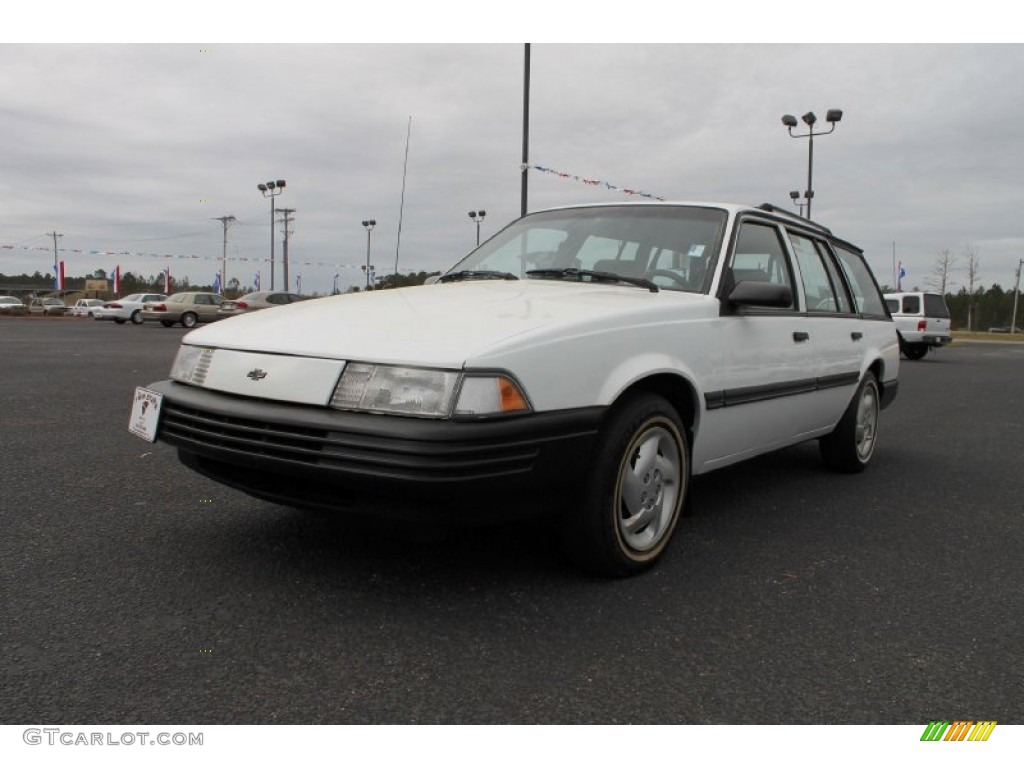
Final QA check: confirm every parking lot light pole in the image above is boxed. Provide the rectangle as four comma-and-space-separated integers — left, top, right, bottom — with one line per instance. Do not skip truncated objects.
468, 210, 487, 246
257, 180, 286, 290
781, 109, 842, 219
788, 190, 806, 218
1012, 258, 1023, 335
361, 220, 376, 290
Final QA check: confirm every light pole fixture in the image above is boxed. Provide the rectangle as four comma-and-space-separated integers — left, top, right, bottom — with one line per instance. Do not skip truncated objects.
257, 179, 286, 289
781, 109, 842, 219
361, 219, 376, 290
1012, 258, 1023, 335
468, 210, 487, 246
788, 190, 807, 218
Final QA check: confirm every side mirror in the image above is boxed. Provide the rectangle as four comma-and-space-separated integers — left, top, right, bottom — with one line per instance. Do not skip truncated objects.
727, 281, 793, 308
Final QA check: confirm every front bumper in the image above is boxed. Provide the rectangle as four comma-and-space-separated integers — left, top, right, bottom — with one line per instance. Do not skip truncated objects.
147, 380, 605, 519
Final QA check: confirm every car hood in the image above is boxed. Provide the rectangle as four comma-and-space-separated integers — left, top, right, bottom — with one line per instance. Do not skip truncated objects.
182, 281, 712, 368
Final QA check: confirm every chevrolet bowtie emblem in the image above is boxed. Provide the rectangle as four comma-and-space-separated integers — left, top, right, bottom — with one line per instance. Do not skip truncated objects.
247, 368, 268, 381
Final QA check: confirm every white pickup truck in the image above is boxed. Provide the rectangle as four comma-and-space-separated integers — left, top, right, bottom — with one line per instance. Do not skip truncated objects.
884, 291, 952, 360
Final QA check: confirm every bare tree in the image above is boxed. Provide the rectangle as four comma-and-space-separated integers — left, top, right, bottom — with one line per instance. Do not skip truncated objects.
927, 249, 958, 295
964, 244, 982, 331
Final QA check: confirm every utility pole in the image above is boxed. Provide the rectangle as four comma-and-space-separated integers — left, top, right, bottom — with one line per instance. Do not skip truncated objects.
521, 43, 531, 218
47, 231, 62, 290
212, 215, 236, 295
1012, 258, 1023, 335
278, 209, 296, 292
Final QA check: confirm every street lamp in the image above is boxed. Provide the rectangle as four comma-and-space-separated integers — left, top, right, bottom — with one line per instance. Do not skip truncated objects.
781, 109, 842, 219
468, 210, 487, 246
788, 190, 806, 218
361, 219, 376, 290
257, 179, 286, 289
1012, 258, 1023, 335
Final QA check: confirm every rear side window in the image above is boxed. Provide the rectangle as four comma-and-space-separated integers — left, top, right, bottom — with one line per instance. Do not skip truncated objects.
924, 294, 950, 318
832, 245, 887, 317
789, 233, 851, 313
901, 295, 921, 314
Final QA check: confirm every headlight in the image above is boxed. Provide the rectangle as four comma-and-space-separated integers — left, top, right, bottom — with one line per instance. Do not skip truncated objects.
330, 364, 531, 418
170, 345, 214, 385
331, 363, 460, 417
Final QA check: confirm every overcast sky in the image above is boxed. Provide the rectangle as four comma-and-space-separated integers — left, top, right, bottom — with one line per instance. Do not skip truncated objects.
2, 36, 1022, 294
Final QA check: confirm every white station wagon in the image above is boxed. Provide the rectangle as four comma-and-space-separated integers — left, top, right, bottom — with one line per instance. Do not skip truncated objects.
133, 202, 899, 575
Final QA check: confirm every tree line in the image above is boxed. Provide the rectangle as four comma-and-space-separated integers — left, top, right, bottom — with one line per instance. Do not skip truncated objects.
887, 245, 1023, 331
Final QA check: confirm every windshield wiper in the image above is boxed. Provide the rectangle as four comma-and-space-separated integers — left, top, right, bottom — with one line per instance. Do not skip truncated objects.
525, 267, 659, 293
438, 270, 519, 283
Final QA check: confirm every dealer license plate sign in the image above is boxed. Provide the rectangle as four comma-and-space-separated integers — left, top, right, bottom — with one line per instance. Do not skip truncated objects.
129, 387, 163, 442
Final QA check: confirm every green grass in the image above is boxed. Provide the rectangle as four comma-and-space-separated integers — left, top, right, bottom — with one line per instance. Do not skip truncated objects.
952, 330, 1024, 343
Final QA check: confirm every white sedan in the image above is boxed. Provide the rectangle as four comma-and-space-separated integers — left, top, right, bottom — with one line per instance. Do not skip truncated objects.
134, 201, 899, 576
93, 293, 167, 325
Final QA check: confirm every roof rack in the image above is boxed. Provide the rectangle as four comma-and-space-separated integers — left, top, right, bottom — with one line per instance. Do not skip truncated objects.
756, 203, 833, 236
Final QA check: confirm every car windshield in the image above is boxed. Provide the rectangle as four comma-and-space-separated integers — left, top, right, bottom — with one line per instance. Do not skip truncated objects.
444, 205, 728, 293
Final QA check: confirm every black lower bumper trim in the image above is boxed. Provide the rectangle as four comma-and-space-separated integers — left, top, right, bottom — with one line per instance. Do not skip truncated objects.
148, 380, 604, 513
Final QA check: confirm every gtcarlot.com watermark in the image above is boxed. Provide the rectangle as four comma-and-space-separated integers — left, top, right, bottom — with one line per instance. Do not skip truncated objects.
23, 728, 203, 747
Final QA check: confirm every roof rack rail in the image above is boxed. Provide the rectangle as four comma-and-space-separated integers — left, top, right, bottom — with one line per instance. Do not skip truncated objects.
756, 203, 833, 235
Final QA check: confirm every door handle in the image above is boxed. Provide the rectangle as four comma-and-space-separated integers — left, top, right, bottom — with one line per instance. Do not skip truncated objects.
793, 331, 810, 343
851, 332, 863, 341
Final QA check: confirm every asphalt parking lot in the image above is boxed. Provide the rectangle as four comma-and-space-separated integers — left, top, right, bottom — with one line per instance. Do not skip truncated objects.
2, 317, 1022, 724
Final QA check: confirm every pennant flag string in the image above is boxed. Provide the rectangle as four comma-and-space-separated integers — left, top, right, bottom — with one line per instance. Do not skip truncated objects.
525, 165, 665, 201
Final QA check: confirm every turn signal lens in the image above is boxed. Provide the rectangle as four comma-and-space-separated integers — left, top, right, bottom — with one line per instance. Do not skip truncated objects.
455, 376, 531, 416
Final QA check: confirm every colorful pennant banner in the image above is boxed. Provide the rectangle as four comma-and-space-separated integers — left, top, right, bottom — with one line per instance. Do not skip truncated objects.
526, 165, 665, 201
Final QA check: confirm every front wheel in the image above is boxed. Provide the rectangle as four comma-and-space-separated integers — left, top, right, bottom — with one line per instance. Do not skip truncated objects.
820, 372, 880, 473
130, 309, 143, 325
181, 312, 198, 328
560, 393, 689, 577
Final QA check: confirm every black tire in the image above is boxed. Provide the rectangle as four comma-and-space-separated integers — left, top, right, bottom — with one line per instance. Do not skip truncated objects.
160, 321, 175, 328
820, 372, 880, 473
181, 312, 198, 328
904, 343, 928, 360
560, 393, 689, 577
114, 318, 127, 325
130, 309, 143, 325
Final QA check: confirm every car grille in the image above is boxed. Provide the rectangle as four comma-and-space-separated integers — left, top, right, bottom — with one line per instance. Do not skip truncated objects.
159, 401, 540, 481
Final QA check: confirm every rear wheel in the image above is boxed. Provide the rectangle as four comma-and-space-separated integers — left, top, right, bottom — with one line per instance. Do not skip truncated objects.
904, 343, 928, 360
820, 372, 880, 473
560, 393, 689, 577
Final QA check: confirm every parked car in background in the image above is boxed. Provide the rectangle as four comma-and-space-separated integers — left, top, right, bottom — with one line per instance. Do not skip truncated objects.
0, 296, 28, 315
884, 291, 952, 360
135, 201, 900, 576
142, 292, 226, 328
70, 298, 106, 318
28, 298, 68, 316
218, 291, 306, 317
93, 293, 168, 325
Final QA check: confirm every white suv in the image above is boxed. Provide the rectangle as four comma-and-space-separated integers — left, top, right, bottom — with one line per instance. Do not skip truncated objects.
884, 291, 952, 360
135, 202, 899, 576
